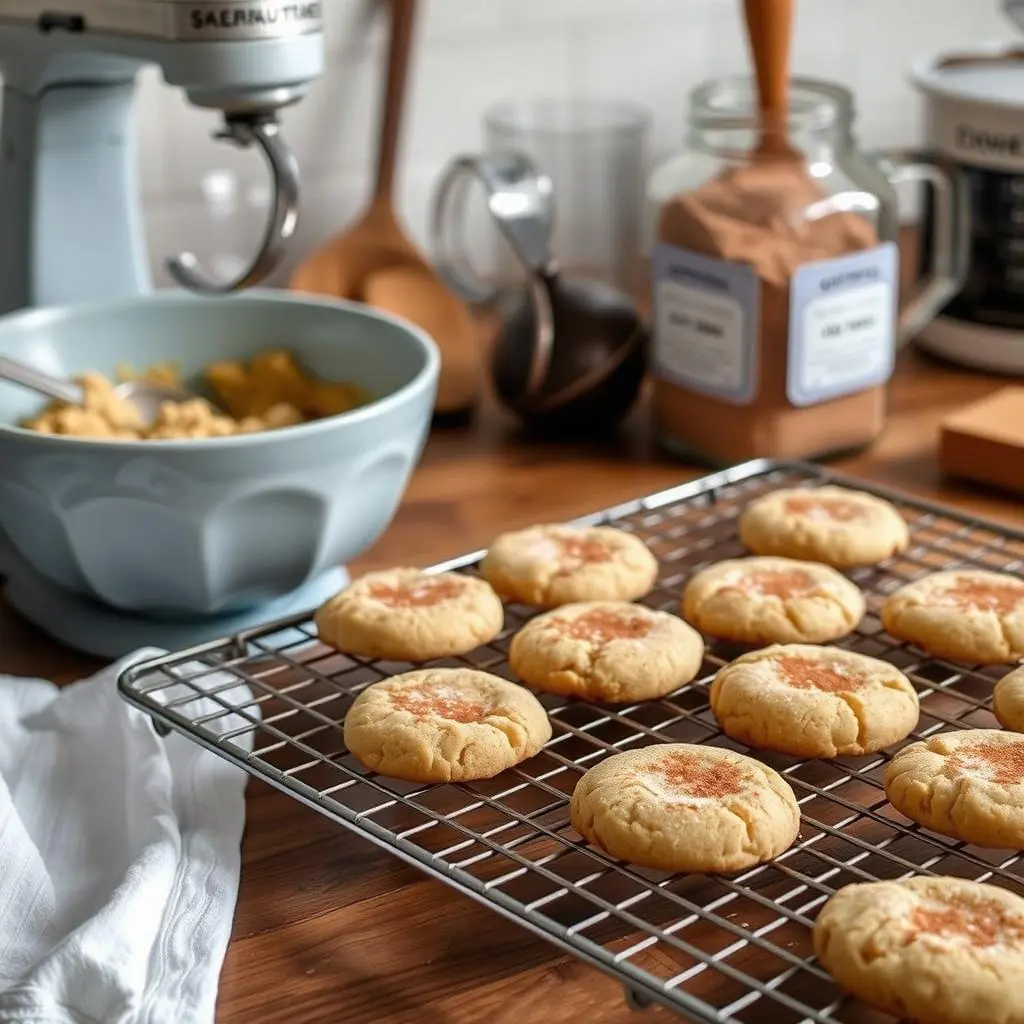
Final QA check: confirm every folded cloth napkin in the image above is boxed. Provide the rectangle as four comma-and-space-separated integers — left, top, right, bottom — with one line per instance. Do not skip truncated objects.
0, 648, 254, 1024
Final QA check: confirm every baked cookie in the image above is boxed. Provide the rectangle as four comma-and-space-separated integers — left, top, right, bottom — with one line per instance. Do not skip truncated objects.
509, 601, 704, 703
710, 644, 919, 758
343, 668, 551, 782
814, 876, 1024, 1024
479, 524, 658, 609
994, 666, 1024, 733
738, 485, 909, 568
569, 743, 800, 873
314, 568, 504, 662
884, 728, 1024, 848
881, 570, 1024, 664
681, 556, 865, 645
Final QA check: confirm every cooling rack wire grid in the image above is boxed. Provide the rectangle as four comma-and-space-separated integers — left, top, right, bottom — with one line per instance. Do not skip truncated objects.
120, 459, 1024, 1024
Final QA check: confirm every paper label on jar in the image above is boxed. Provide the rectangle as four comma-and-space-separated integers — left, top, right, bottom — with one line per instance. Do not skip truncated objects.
787, 242, 899, 408
651, 243, 760, 406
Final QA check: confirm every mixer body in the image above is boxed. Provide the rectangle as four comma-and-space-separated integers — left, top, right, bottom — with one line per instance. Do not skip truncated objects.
0, 0, 324, 314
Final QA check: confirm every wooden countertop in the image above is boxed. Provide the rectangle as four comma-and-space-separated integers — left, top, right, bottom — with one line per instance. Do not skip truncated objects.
1, 345, 1022, 1024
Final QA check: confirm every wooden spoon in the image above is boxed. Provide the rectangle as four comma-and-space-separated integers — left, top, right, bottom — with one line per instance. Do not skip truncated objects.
289, 0, 480, 416
742, 0, 796, 159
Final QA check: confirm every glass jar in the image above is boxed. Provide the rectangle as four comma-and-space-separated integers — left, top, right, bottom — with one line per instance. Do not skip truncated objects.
647, 75, 967, 467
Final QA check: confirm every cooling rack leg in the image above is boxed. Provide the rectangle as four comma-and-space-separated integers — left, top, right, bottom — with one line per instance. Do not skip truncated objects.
149, 718, 172, 738
623, 986, 654, 1012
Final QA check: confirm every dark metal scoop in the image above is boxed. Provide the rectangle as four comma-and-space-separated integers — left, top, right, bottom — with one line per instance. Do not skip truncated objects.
431, 151, 647, 434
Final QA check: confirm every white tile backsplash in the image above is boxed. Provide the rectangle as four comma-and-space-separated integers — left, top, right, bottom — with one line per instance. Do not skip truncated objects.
404, 31, 576, 163
4, 0, 1012, 284
322, 0, 385, 55
575, 13, 710, 165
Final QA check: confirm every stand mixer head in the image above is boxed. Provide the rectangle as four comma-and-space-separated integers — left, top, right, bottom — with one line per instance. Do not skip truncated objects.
0, 0, 324, 313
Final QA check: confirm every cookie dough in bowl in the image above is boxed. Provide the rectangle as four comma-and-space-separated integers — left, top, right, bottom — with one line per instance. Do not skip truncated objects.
682, 556, 865, 645
20, 349, 369, 440
738, 485, 909, 567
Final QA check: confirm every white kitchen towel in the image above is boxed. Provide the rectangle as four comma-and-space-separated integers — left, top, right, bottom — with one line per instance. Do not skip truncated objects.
0, 648, 254, 1024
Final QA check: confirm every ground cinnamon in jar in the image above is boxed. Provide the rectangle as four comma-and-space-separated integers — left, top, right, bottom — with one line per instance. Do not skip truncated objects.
652, 152, 897, 465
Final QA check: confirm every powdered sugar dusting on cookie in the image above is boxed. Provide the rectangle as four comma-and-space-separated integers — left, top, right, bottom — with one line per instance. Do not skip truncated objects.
644, 751, 748, 804
783, 495, 866, 524
910, 895, 1024, 951
722, 567, 817, 599
550, 530, 615, 568
525, 527, 616, 565
526, 534, 565, 560
556, 607, 654, 645
928, 576, 1024, 615
947, 738, 1024, 786
367, 576, 466, 608
391, 685, 490, 724
775, 656, 863, 693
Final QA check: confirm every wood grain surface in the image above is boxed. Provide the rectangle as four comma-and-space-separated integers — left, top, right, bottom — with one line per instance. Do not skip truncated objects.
2, 307, 1023, 1022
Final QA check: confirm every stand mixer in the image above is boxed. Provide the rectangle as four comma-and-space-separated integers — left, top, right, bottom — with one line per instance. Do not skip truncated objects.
0, 0, 344, 655
0, 0, 323, 311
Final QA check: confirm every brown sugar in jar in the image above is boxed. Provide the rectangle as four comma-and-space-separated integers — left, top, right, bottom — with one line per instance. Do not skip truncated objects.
646, 76, 964, 466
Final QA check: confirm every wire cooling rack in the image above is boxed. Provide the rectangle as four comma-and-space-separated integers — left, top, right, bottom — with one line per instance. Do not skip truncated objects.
119, 459, 1024, 1023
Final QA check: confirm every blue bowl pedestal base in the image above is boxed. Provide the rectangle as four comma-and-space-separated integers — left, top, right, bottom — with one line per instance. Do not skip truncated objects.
0, 535, 347, 661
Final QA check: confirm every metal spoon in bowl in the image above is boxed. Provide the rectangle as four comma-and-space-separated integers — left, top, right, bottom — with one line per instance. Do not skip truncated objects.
0, 354, 205, 428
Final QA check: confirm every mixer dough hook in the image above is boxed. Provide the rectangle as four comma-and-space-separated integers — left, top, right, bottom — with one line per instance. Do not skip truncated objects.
166, 116, 301, 295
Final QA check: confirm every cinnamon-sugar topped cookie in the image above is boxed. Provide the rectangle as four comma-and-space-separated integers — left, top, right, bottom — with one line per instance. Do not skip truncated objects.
994, 666, 1024, 733
814, 877, 1024, 1024
710, 643, 918, 758
570, 743, 800, 873
480, 524, 658, 609
681, 556, 865, 645
739, 485, 909, 567
884, 728, 1024, 848
315, 567, 504, 662
344, 668, 551, 782
881, 569, 1024, 664
509, 601, 704, 702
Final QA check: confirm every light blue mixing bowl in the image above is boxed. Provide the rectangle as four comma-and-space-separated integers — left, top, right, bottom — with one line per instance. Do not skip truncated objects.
0, 290, 439, 618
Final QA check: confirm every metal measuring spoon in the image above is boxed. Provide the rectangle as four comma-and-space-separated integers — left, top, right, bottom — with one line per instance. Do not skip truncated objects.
0, 354, 206, 428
